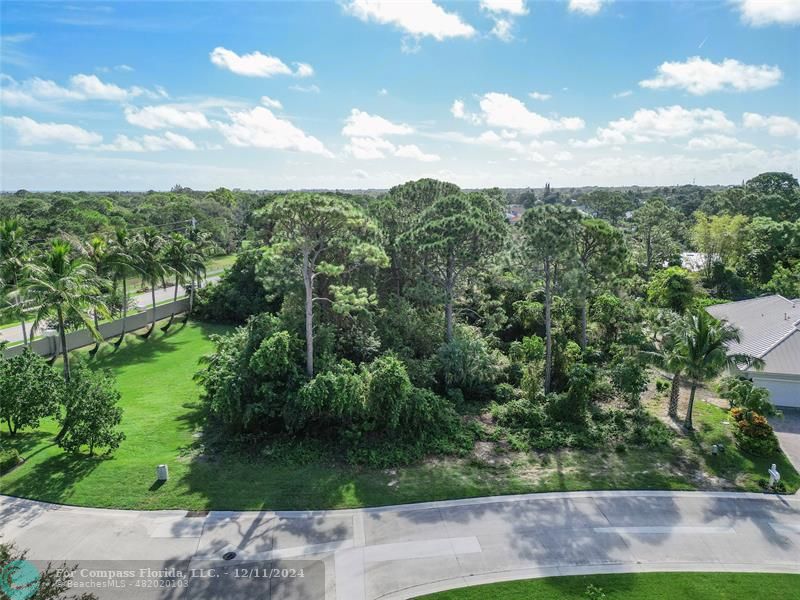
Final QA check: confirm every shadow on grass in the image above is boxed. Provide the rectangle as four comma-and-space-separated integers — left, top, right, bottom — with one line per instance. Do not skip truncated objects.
2, 451, 101, 505
1, 430, 51, 456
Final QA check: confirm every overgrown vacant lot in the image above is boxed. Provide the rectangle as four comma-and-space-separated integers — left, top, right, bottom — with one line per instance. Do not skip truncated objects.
1, 323, 797, 511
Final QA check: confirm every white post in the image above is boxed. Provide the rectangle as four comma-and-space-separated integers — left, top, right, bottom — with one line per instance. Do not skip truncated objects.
768, 464, 780, 488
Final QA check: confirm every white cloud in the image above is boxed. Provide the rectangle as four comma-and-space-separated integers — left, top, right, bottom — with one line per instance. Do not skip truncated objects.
214, 106, 332, 156
478, 92, 584, 135
0, 73, 165, 106
345, 136, 397, 159
98, 131, 198, 152
686, 134, 755, 150
613, 90, 632, 98
640, 57, 782, 95
734, 0, 800, 26
353, 168, 369, 179
395, 144, 440, 162
528, 91, 551, 101
342, 0, 476, 40
481, 0, 527, 41
743, 112, 800, 137
124, 105, 211, 130
260, 96, 283, 109
290, 84, 321, 94
480, 0, 528, 15
573, 105, 735, 147
554, 151, 573, 161
378, 88, 389, 96
2, 115, 102, 146
209, 47, 312, 78
342, 109, 413, 137
568, 0, 608, 16
293, 62, 314, 78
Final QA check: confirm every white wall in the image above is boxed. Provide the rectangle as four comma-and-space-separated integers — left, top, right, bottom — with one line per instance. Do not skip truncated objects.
751, 373, 800, 409
2, 299, 188, 359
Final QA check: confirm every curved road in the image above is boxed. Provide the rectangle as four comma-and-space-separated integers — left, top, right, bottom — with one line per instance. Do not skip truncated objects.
1, 490, 799, 599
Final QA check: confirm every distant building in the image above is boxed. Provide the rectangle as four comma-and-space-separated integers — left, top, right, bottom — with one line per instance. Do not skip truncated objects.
680, 252, 707, 272
506, 204, 525, 224
706, 295, 800, 408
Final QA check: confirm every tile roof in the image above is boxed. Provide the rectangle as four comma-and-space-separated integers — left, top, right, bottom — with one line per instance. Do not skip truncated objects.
706, 295, 800, 375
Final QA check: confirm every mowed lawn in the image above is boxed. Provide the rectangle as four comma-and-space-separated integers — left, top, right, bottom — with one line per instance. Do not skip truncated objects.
416, 572, 800, 599
1, 321, 798, 511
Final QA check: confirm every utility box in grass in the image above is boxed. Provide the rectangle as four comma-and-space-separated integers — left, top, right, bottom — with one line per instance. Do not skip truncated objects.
156, 464, 169, 481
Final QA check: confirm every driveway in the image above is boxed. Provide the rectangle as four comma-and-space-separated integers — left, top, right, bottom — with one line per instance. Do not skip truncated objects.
1, 491, 798, 599
774, 407, 800, 475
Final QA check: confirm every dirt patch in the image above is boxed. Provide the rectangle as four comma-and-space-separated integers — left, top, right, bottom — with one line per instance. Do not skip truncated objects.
472, 440, 514, 467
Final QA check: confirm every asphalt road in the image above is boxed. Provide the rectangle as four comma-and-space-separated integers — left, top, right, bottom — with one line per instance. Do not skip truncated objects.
1, 490, 798, 599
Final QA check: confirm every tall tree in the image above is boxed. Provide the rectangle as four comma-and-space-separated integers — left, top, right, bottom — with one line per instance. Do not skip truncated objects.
521, 204, 580, 393
82, 235, 110, 355
671, 310, 762, 430
373, 178, 461, 296
133, 228, 167, 339
631, 198, 681, 272
24, 240, 105, 384
572, 218, 626, 350
161, 233, 204, 331
263, 193, 388, 377
403, 191, 507, 343
582, 190, 632, 225
107, 227, 137, 347
0, 219, 30, 345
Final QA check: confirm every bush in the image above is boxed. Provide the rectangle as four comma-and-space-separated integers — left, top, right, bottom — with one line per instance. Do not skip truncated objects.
436, 326, 505, 401
57, 364, 125, 456
494, 382, 518, 404
733, 410, 780, 457
491, 397, 546, 430
0, 448, 22, 474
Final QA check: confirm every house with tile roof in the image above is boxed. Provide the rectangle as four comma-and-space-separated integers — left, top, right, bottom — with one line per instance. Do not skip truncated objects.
706, 295, 800, 408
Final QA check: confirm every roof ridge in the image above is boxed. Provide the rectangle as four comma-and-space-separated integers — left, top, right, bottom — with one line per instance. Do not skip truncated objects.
760, 324, 800, 358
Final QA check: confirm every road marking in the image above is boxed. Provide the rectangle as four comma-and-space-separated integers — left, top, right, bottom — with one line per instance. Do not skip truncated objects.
593, 526, 735, 534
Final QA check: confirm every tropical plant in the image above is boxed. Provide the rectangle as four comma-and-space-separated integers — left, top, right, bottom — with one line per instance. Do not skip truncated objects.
81, 235, 110, 355
107, 226, 137, 347
0, 218, 30, 345
0, 349, 61, 435
161, 232, 204, 331
670, 310, 763, 430
132, 228, 167, 338
24, 239, 106, 384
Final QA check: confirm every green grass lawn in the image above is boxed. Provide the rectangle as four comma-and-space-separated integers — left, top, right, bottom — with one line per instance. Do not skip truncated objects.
1, 322, 797, 510
415, 572, 800, 599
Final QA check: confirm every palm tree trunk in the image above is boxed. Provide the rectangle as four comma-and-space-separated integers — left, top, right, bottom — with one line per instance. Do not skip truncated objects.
19, 317, 28, 346
162, 275, 179, 331
89, 308, 100, 356
544, 258, 553, 394
115, 278, 128, 347
444, 254, 455, 343
668, 374, 680, 418
54, 305, 71, 442
684, 382, 697, 431
183, 271, 196, 323
149, 286, 157, 335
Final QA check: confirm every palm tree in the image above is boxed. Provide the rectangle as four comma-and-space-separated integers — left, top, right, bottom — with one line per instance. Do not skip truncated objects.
24, 239, 106, 383
82, 235, 110, 356
107, 227, 137, 347
0, 219, 30, 345
671, 309, 763, 430
161, 233, 204, 331
643, 309, 686, 420
184, 229, 212, 322
133, 228, 167, 339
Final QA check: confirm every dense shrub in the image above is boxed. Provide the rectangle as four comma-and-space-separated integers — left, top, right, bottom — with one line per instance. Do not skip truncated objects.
732, 409, 780, 457
0, 349, 61, 435
436, 326, 505, 401
193, 248, 276, 323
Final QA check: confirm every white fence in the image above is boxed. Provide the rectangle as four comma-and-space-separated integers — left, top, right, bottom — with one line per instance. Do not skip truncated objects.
2, 299, 188, 359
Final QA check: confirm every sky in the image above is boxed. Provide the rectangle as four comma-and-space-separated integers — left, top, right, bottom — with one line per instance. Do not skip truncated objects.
0, 0, 799, 191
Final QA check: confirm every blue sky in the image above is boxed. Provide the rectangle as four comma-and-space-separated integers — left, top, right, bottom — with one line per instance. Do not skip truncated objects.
1, 0, 798, 190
